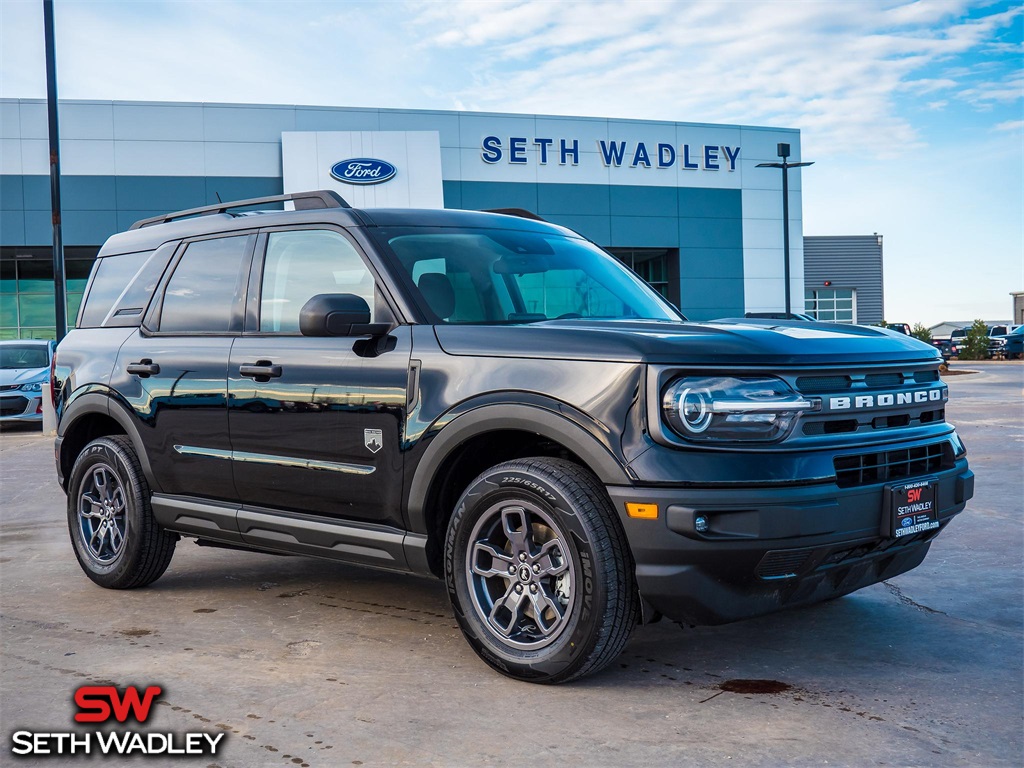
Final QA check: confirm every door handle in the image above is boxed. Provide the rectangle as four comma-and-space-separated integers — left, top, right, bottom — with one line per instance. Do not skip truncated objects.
239, 361, 283, 381
127, 359, 160, 378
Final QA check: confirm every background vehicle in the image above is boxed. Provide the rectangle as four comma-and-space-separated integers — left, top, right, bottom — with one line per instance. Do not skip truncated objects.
0, 340, 54, 425
949, 327, 969, 357
930, 338, 952, 360
51, 191, 973, 684
990, 325, 1024, 359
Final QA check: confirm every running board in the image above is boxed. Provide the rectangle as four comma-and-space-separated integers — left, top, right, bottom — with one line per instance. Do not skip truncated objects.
151, 494, 429, 574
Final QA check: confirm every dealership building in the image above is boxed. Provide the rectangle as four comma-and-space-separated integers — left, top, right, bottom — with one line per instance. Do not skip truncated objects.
1, 98, 818, 339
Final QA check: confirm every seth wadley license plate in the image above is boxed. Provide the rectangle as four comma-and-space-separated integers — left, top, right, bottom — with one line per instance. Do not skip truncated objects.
890, 478, 939, 538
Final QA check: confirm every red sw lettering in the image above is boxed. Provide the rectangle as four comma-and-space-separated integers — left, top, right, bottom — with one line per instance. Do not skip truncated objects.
907, 488, 923, 503
74, 685, 163, 723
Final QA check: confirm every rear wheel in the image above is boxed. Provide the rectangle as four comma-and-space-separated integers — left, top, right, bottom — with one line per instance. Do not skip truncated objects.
445, 457, 639, 683
67, 436, 176, 589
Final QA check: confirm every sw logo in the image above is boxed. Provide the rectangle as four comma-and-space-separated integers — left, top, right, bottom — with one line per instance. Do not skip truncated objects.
907, 488, 924, 503
9, 684, 226, 757
74, 685, 162, 723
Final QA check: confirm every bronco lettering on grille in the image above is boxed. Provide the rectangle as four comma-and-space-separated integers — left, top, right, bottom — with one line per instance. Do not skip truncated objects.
827, 387, 946, 412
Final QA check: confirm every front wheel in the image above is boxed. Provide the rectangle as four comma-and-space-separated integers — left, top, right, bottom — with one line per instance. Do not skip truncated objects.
67, 435, 176, 589
445, 458, 639, 683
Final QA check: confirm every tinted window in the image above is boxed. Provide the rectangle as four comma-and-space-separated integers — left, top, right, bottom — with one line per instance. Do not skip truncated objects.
381, 228, 677, 324
260, 230, 375, 333
0, 343, 50, 369
78, 251, 152, 328
159, 237, 249, 333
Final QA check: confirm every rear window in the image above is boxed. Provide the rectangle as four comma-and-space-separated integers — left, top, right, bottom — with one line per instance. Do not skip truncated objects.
78, 250, 153, 328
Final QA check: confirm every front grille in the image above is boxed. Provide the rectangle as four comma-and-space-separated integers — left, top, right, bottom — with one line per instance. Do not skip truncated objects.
803, 419, 858, 435
0, 384, 20, 392
0, 396, 29, 416
833, 441, 952, 488
795, 367, 940, 394
756, 548, 814, 580
865, 372, 902, 388
796, 375, 850, 393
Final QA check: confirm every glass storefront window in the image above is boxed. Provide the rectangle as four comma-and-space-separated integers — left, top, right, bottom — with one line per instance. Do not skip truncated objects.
0, 251, 99, 338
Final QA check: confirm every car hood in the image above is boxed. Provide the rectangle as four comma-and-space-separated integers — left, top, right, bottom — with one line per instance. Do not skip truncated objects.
0, 367, 49, 386
433, 318, 941, 366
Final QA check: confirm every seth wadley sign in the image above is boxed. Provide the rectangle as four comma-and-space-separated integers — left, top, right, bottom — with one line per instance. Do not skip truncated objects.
481, 136, 741, 171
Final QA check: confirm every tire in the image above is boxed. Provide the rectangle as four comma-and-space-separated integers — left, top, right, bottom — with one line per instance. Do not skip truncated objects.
67, 435, 176, 589
444, 457, 639, 684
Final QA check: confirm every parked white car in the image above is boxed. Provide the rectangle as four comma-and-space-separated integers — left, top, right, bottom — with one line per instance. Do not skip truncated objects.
0, 340, 54, 424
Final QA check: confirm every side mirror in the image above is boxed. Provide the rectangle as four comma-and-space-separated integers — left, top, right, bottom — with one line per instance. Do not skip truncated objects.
299, 294, 388, 337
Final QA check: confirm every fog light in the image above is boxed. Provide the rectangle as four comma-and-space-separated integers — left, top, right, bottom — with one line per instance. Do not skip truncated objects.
694, 515, 709, 533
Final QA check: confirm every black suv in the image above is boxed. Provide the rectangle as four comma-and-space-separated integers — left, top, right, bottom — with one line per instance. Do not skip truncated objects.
53, 191, 974, 684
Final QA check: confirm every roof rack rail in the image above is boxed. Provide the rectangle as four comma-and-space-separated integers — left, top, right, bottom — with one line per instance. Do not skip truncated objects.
129, 190, 351, 230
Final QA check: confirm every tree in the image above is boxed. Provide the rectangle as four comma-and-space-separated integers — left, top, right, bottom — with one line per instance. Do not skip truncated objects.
911, 323, 932, 343
960, 319, 989, 360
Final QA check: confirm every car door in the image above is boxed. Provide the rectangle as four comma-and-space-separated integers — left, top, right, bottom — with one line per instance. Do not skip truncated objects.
227, 226, 410, 530
111, 233, 254, 501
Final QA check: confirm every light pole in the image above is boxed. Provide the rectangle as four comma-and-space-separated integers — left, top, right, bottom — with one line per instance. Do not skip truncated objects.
757, 143, 813, 316
43, 0, 67, 342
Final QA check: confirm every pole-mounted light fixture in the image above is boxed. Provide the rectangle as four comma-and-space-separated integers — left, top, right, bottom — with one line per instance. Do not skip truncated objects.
756, 143, 813, 316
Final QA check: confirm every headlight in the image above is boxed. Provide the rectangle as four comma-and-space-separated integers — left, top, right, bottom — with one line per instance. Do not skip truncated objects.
18, 380, 45, 393
662, 376, 814, 442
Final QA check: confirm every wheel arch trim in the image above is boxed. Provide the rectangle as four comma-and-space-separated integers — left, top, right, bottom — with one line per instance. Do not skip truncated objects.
405, 402, 630, 536
57, 391, 160, 493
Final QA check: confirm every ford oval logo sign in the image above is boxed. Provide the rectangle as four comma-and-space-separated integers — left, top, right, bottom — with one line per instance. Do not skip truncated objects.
330, 158, 397, 185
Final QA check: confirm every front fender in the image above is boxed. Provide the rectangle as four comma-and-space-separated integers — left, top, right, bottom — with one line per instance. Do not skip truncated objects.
405, 399, 633, 536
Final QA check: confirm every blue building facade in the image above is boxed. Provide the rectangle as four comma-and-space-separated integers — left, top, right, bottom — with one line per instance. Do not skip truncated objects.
0, 99, 806, 339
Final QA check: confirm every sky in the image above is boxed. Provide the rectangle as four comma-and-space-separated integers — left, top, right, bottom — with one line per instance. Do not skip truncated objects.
1, 0, 1021, 326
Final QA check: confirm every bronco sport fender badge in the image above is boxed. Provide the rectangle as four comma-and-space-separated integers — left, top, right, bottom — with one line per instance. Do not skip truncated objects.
364, 429, 383, 454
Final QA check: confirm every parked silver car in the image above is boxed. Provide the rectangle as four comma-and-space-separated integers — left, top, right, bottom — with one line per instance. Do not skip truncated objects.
0, 340, 54, 424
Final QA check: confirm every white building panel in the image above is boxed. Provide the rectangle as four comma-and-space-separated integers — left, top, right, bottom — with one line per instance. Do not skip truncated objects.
0, 138, 23, 175
113, 103, 204, 142
0, 101, 20, 139
18, 138, 47, 174
203, 105, 296, 143
203, 141, 282, 177
380, 110, 461, 148
59, 103, 114, 140
283, 131, 443, 209
61, 140, 116, 175
114, 140, 205, 176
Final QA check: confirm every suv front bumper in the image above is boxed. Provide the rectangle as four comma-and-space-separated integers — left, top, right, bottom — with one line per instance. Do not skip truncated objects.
606, 458, 973, 626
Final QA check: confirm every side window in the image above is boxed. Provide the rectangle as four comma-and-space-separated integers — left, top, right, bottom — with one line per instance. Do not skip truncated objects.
259, 230, 375, 333
78, 250, 152, 328
159, 236, 250, 333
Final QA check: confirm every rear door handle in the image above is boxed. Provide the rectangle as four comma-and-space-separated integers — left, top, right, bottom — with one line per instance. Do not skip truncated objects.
127, 359, 160, 378
239, 361, 283, 381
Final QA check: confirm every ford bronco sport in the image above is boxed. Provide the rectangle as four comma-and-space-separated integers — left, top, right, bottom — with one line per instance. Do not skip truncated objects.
53, 191, 974, 683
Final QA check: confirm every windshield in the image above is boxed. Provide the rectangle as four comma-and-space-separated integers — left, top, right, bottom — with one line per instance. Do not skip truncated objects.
377, 226, 681, 324
0, 344, 50, 370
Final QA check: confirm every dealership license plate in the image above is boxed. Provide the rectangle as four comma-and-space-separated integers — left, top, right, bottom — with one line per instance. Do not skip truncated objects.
888, 479, 939, 538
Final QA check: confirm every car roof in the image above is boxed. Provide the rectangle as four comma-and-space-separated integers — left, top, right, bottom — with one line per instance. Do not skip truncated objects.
99, 204, 579, 257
